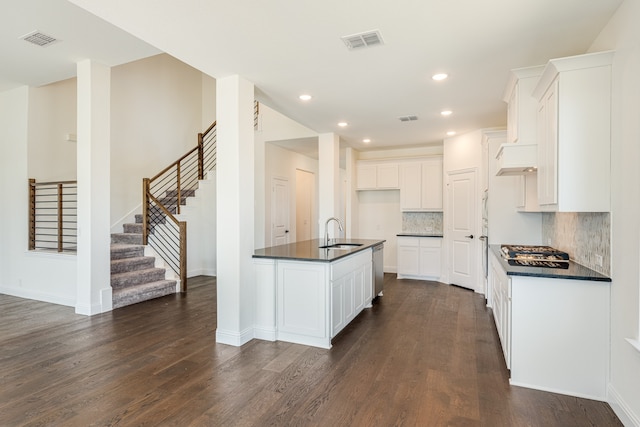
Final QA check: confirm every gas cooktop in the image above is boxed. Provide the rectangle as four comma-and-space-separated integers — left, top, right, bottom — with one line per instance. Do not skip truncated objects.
501, 244, 570, 268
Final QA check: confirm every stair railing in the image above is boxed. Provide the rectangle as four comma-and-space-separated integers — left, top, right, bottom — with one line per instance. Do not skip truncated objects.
142, 120, 217, 292
29, 179, 78, 253
141, 101, 259, 292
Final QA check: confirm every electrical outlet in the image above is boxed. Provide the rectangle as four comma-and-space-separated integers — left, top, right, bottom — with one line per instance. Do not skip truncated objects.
595, 254, 603, 267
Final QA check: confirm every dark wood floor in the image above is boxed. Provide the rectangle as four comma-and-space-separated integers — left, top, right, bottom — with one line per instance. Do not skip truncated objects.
0, 274, 622, 427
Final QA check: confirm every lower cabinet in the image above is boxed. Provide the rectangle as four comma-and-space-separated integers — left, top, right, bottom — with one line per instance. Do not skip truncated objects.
397, 236, 442, 280
331, 252, 372, 338
488, 250, 610, 400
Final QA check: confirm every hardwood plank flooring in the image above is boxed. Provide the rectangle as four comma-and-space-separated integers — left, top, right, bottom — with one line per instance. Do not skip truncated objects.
0, 274, 622, 426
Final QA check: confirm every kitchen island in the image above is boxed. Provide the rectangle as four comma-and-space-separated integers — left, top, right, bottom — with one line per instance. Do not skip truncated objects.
253, 238, 384, 349
488, 245, 611, 401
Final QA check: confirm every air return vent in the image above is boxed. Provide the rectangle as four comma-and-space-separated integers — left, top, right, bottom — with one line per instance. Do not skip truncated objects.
21, 31, 58, 47
341, 30, 384, 50
398, 115, 418, 122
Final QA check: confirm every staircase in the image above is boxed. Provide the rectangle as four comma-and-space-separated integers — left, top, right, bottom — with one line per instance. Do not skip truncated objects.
110, 214, 177, 309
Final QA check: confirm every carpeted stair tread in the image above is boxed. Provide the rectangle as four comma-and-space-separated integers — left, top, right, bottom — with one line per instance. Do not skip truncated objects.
112, 280, 176, 309
110, 243, 145, 260
111, 267, 167, 289
111, 233, 143, 245
123, 223, 143, 234
111, 256, 156, 274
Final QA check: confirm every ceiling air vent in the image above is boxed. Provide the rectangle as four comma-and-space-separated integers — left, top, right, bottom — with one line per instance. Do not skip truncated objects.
398, 115, 418, 122
341, 30, 384, 50
21, 31, 58, 47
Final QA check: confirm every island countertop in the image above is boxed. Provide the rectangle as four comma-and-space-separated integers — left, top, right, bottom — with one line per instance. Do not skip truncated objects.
253, 238, 385, 263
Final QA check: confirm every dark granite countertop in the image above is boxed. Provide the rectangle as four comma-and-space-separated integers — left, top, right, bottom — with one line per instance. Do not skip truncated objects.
253, 238, 385, 263
397, 233, 444, 238
489, 245, 611, 282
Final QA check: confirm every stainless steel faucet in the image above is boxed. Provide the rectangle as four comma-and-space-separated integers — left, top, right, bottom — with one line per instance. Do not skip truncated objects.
324, 217, 344, 246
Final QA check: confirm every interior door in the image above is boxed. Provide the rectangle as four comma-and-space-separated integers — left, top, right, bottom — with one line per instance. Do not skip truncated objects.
448, 170, 477, 291
272, 177, 290, 246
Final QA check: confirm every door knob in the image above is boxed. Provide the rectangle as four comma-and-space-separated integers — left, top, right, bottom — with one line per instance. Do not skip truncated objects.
285, 230, 289, 233
465, 234, 474, 239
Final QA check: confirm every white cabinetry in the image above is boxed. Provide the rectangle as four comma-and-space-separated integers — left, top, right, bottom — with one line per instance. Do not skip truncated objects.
532, 51, 613, 212
356, 161, 399, 190
399, 158, 443, 211
488, 249, 610, 400
397, 236, 441, 280
515, 174, 540, 212
330, 250, 373, 338
503, 66, 544, 145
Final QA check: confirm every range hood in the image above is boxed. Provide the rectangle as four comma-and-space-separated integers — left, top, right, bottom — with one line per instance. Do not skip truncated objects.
495, 143, 537, 176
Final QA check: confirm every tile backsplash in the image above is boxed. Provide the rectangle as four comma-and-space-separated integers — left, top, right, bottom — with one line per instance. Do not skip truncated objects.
542, 212, 610, 276
402, 212, 443, 234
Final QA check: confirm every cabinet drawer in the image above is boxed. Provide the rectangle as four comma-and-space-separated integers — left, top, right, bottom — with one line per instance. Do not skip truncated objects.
397, 236, 419, 247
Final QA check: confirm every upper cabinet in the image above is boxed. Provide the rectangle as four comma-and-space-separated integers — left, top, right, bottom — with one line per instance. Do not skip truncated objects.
496, 66, 544, 176
356, 160, 399, 190
532, 51, 613, 212
399, 157, 443, 211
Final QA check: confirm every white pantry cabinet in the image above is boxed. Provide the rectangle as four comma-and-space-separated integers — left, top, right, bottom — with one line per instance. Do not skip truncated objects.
356, 160, 399, 190
488, 250, 610, 400
532, 51, 613, 212
399, 158, 443, 211
397, 236, 441, 280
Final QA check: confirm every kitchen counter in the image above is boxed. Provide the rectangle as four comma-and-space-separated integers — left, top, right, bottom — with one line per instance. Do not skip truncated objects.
253, 238, 385, 262
489, 245, 611, 282
253, 238, 384, 349
396, 233, 443, 238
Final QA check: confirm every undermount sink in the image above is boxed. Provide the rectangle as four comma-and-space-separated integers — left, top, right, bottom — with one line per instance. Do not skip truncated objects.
319, 243, 364, 250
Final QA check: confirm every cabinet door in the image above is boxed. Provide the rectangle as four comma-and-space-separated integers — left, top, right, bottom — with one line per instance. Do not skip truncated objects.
353, 265, 365, 312
356, 164, 377, 190
421, 159, 443, 210
376, 163, 399, 189
331, 277, 345, 337
397, 245, 420, 276
507, 84, 518, 143
419, 247, 441, 278
537, 79, 558, 207
400, 163, 422, 210
364, 262, 373, 302
343, 274, 355, 324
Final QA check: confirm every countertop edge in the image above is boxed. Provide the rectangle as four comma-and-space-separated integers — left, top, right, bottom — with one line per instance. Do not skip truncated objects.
253, 239, 386, 263
396, 233, 443, 238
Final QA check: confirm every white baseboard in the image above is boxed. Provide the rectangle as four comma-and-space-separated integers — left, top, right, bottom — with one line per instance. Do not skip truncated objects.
187, 268, 217, 278
609, 383, 640, 427
253, 327, 277, 342
215, 327, 254, 347
0, 285, 75, 307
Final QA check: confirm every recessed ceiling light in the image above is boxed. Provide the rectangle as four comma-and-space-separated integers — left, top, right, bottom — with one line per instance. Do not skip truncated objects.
299, 94, 312, 101
440, 110, 452, 116
446, 131, 456, 136
432, 73, 448, 81
338, 122, 348, 127
363, 138, 371, 143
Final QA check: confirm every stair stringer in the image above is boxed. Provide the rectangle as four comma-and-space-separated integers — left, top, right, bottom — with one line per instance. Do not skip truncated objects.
172, 169, 217, 278
143, 244, 181, 293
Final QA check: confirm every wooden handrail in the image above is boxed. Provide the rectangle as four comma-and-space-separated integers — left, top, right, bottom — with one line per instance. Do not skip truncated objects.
202, 120, 217, 137
31, 180, 77, 187
149, 145, 200, 183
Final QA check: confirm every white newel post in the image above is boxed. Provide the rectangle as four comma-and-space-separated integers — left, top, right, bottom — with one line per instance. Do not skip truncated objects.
318, 133, 341, 238
215, 75, 256, 346
76, 60, 112, 315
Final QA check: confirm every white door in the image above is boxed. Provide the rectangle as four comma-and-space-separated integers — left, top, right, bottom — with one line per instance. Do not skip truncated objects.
448, 170, 477, 291
272, 177, 290, 246
295, 169, 313, 242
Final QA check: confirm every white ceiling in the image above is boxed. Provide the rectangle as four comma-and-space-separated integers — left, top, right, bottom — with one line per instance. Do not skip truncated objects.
2, 0, 623, 151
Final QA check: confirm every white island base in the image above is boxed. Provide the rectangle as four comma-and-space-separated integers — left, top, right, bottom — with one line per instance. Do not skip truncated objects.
254, 249, 373, 349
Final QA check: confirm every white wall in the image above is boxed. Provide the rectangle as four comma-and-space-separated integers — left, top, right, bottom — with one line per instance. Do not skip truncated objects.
28, 78, 77, 181
255, 104, 319, 249
589, 1, 640, 424
110, 53, 212, 231
0, 86, 77, 306
357, 190, 402, 273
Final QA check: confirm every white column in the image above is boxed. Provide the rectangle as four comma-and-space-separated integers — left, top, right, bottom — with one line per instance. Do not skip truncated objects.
345, 147, 359, 238
76, 60, 112, 315
215, 75, 255, 346
318, 133, 341, 238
